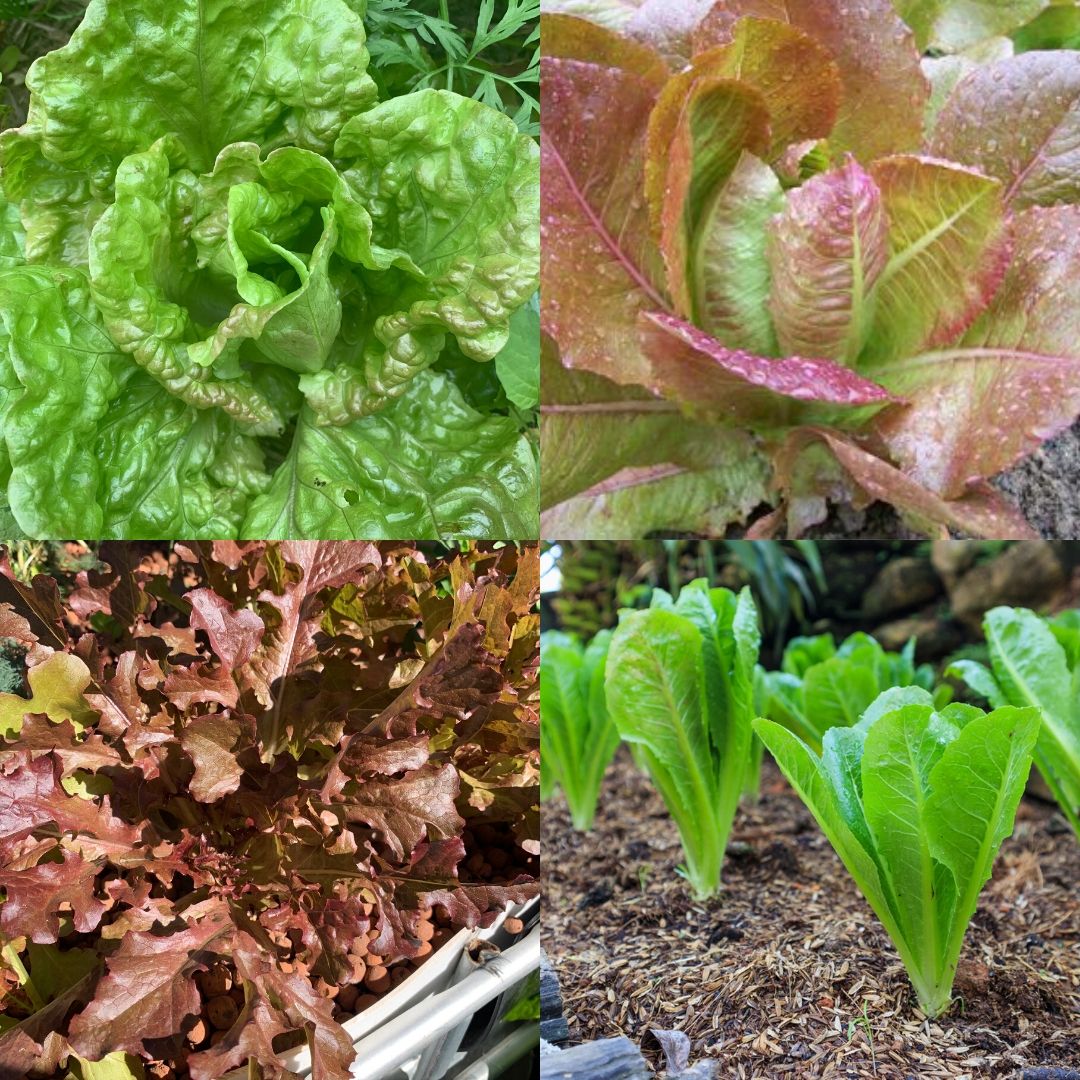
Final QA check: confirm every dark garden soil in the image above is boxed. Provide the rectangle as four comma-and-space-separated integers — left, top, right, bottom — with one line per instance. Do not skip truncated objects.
544, 750, 1080, 1078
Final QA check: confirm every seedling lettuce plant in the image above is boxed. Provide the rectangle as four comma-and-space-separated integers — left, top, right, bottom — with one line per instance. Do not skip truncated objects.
0, 0, 539, 540
540, 0, 1080, 538
539, 628, 619, 829
0, 541, 539, 1078
606, 582, 759, 899
949, 605, 1080, 840
762, 631, 950, 752
755, 687, 1039, 1017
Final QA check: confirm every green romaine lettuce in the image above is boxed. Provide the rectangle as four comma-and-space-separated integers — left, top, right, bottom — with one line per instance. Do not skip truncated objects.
539, 628, 619, 830
0, 0, 539, 538
606, 582, 759, 899
948, 605, 1080, 840
756, 688, 1040, 1017
762, 631, 950, 752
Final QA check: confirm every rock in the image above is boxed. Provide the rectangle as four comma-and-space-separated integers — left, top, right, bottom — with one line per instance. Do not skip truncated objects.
930, 541, 982, 588
874, 615, 965, 660
950, 543, 1068, 630
540, 1036, 652, 1079
953, 957, 990, 999
863, 558, 942, 617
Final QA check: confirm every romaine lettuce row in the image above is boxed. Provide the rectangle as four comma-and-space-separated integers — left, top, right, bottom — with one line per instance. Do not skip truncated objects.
540, 1, 1080, 538
762, 631, 949, 752
606, 582, 759, 899
949, 606, 1080, 840
539, 629, 620, 830
755, 687, 1040, 1017
0, 0, 539, 539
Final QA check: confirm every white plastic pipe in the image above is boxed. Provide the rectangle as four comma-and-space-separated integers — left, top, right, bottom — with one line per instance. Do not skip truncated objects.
350, 926, 540, 1080
452, 1024, 540, 1080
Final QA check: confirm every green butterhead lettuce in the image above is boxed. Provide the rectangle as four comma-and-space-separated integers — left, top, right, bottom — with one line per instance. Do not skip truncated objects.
0, 0, 539, 539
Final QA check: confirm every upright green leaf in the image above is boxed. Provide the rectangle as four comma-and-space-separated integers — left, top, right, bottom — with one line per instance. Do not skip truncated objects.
540, 630, 619, 831
607, 585, 759, 898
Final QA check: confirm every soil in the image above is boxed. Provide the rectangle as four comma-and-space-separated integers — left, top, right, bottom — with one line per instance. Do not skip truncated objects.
544, 750, 1080, 1079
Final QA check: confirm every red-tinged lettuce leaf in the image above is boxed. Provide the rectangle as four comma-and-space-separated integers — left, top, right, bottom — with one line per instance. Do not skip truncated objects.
0, 714, 120, 778
540, 336, 769, 515
0, 604, 52, 666
639, 311, 899, 426
930, 51, 1080, 211
163, 664, 239, 711
0, 970, 98, 1077
697, 0, 928, 160
67, 913, 233, 1061
0, 652, 99, 739
861, 156, 1008, 366
66, 543, 154, 633
540, 55, 668, 386
382, 838, 539, 927
540, 338, 680, 507
541, 456, 771, 539
870, 205, 1080, 498
338, 762, 462, 861
0, 850, 106, 943
187, 589, 264, 672
693, 151, 786, 353
542, 12, 669, 80
690, 20, 841, 159
0, 569, 68, 654
244, 541, 380, 752
777, 429, 1038, 538
541, 0, 717, 64
648, 73, 770, 315
188, 931, 355, 1080
768, 156, 888, 365
894, 0, 1047, 52
322, 733, 431, 801
179, 713, 250, 803
360, 624, 512, 749
0, 755, 138, 855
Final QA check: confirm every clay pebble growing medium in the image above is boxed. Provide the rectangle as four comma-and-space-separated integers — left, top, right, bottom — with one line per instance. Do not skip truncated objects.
544, 750, 1080, 1078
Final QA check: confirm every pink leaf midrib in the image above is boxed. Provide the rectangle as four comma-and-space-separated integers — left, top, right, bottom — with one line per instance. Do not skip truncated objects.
544, 131, 668, 310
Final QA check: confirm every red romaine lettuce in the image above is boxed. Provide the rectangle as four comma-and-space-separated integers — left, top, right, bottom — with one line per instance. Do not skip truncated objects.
540, 0, 1080, 536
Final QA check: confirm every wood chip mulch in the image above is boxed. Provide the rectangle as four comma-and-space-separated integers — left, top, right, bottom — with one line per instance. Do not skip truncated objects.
543, 750, 1080, 1078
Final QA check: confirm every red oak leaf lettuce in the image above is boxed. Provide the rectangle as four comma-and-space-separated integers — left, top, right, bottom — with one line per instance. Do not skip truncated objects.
0, 542, 538, 1078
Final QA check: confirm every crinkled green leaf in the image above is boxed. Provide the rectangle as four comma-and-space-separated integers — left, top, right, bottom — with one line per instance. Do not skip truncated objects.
243, 371, 538, 540
0, 196, 24, 269
87, 140, 284, 434
0, 0, 376, 177
0, 266, 123, 539
306, 90, 539, 420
